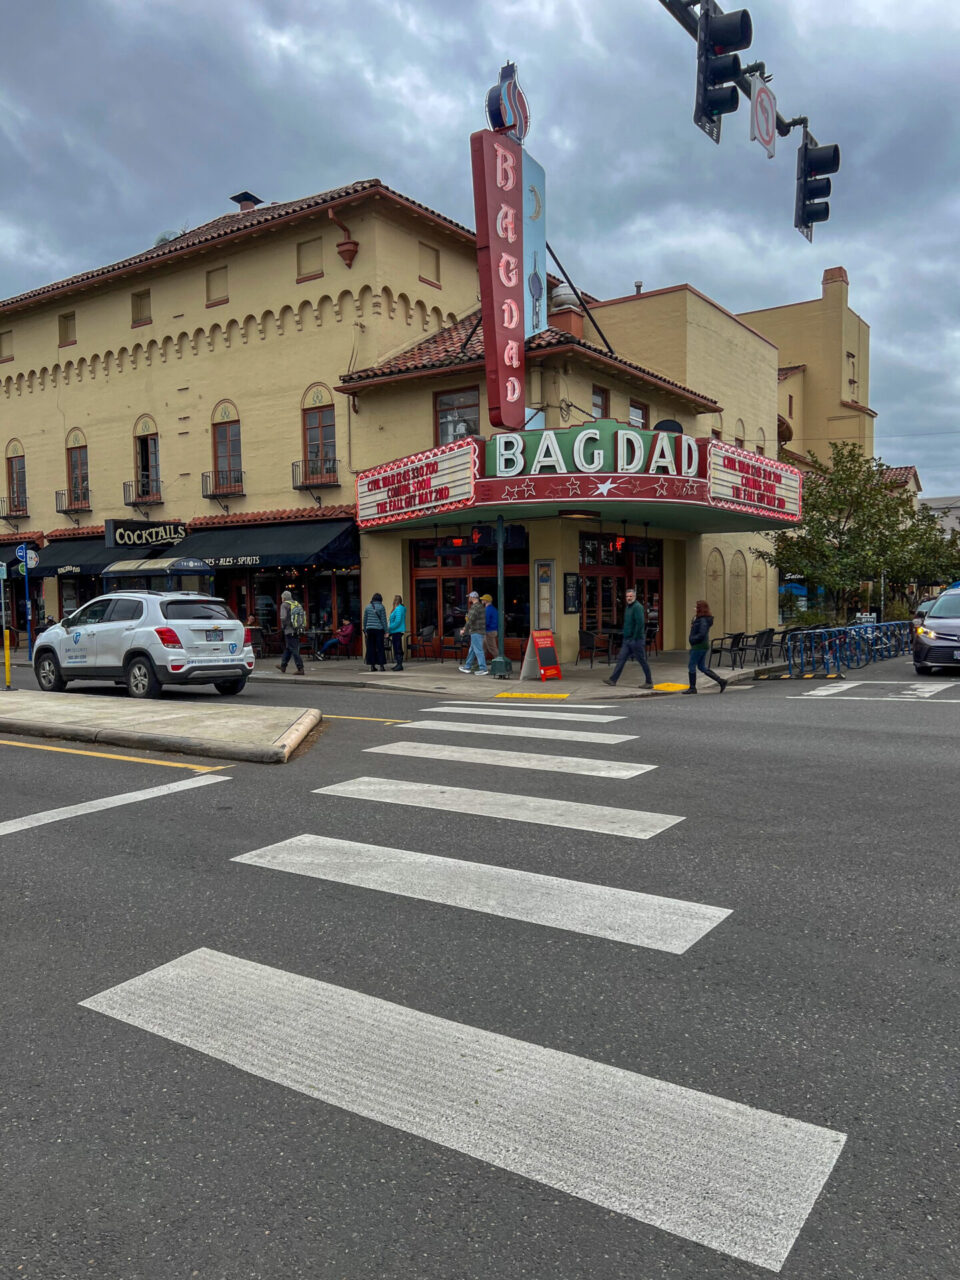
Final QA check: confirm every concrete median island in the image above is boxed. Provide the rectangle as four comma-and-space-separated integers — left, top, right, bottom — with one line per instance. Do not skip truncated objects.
0, 692, 321, 764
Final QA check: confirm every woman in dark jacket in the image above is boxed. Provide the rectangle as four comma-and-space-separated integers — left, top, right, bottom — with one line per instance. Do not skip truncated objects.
684, 599, 727, 694
362, 592, 388, 672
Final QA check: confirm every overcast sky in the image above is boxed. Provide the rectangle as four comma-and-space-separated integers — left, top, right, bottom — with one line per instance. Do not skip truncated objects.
2, 0, 956, 492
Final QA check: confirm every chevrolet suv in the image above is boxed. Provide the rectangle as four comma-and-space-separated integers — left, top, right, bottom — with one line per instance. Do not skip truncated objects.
33, 592, 255, 698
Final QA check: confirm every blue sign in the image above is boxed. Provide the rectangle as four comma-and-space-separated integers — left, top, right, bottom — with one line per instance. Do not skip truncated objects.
15, 543, 28, 562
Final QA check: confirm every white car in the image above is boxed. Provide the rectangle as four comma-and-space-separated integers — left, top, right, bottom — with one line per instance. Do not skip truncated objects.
33, 591, 255, 698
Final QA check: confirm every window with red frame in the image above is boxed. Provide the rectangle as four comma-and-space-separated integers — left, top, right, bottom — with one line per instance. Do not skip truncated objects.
213, 419, 243, 489
7, 454, 26, 514
435, 387, 479, 446
303, 405, 336, 481
628, 400, 649, 430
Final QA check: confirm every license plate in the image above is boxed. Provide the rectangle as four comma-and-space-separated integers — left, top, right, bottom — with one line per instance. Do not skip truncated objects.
206, 629, 224, 642
953, 650, 960, 660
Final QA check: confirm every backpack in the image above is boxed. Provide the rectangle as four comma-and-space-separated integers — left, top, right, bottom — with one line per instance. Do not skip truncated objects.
289, 601, 307, 633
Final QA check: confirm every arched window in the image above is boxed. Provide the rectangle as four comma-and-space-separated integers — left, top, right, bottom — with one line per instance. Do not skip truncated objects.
755, 427, 766, 457
300, 384, 337, 484
734, 418, 745, 450
5, 439, 27, 517
209, 400, 243, 496
133, 415, 161, 502
65, 428, 89, 508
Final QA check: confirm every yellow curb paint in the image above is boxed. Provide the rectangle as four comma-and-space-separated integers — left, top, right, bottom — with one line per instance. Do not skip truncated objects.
0, 740, 227, 771
324, 715, 409, 724
655, 683, 689, 692
495, 692, 569, 700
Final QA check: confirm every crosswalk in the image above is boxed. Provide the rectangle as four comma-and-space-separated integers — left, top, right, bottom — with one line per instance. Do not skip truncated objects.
789, 679, 960, 703
80, 696, 846, 1273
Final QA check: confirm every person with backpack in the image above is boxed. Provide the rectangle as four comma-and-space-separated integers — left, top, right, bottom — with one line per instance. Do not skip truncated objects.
362, 592, 388, 671
276, 589, 306, 675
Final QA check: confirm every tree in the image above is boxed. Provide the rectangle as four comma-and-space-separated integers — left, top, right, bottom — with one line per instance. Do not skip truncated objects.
753, 442, 959, 618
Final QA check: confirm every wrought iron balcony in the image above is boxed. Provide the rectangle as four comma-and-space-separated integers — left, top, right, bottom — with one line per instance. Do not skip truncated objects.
0, 495, 29, 519
124, 479, 163, 506
56, 484, 92, 513
292, 457, 339, 489
202, 469, 245, 498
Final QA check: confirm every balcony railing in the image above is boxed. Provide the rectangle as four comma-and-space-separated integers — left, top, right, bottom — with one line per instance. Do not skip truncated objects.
292, 457, 339, 489
56, 484, 92, 513
124, 479, 164, 506
202, 469, 245, 498
0, 495, 29, 519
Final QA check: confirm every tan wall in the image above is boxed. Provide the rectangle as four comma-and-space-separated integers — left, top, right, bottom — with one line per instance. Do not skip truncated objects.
739, 272, 874, 460
0, 201, 481, 535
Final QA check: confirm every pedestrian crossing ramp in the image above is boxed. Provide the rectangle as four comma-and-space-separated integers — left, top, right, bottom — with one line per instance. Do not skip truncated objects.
80, 695, 846, 1272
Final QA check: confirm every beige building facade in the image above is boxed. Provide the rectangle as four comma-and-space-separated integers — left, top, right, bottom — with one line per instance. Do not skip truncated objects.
0, 178, 869, 665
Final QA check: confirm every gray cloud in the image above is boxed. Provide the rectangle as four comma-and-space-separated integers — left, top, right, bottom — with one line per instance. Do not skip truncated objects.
1, 0, 956, 487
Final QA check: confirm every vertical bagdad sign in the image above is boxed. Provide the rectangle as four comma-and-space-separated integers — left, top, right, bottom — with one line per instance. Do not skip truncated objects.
471, 62, 545, 431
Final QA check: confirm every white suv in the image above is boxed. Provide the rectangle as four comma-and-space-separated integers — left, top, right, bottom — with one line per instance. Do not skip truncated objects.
33, 592, 255, 698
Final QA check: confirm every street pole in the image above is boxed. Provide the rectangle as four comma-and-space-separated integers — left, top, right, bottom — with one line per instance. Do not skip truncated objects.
880, 569, 885, 623
25, 559, 32, 661
488, 515, 513, 679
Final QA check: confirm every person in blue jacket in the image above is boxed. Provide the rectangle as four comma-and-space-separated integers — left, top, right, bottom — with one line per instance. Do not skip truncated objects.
388, 594, 407, 671
684, 599, 727, 694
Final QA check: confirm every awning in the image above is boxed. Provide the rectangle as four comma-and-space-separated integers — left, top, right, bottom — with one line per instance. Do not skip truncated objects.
33, 538, 120, 578
169, 520, 358, 569
102, 556, 214, 578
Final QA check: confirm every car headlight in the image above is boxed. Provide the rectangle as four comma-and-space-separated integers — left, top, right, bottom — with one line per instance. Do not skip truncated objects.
916, 625, 939, 640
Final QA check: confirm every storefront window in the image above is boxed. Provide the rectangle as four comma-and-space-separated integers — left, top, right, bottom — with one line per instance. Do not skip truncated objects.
253, 571, 279, 629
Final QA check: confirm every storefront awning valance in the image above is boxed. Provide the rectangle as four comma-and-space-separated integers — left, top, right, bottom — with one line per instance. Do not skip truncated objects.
169, 520, 358, 569
33, 538, 120, 578
102, 556, 214, 578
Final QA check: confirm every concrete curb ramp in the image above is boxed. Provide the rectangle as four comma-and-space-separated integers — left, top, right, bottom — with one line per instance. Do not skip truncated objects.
0, 692, 321, 764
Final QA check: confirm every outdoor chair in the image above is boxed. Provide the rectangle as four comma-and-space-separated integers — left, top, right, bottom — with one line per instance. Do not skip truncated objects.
710, 631, 746, 667
407, 625, 436, 661
576, 629, 611, 668
440, 628, 467, 663
737, 627, 776, 667
247, 626, 265, 659
645, 624, 660, 657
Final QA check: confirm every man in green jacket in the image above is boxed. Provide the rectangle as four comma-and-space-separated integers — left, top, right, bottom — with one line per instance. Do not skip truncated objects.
604, 588, 654, 688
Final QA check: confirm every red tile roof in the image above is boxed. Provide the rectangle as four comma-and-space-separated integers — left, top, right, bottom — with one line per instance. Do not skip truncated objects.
47, 525, 105, 540
883, 465, 921, 490
0, 182, 474, 314
0, 530, 45, 546
338, 312, 720, 411
778, 364, 806, 381
185, 505, 355, 531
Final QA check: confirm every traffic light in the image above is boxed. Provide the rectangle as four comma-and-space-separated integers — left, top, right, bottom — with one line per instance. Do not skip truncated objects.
794, 129, 840, 240
695, 2, 753, 143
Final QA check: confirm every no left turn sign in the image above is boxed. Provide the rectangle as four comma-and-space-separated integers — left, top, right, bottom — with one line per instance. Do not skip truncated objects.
749, 76, 777, 158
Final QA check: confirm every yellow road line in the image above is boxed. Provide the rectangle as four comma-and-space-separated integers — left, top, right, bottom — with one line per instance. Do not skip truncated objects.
324, 714, 409, 724
495, 692, 569, 699
0, 739, 227, 771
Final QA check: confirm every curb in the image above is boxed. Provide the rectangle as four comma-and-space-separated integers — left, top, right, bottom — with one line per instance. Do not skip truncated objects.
0, 708, 323, 765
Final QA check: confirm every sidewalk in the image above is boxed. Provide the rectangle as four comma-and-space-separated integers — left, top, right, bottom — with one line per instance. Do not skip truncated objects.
0, 689, 320, 764
253, 649, 775, 700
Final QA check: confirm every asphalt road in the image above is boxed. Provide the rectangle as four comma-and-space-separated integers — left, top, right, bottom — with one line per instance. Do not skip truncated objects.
1, 658, 957, 1279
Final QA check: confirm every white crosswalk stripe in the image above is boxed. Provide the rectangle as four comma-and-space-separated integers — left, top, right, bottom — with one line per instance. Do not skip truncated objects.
80, 948, 846, 1273
233, 834, 725, 952
366, 740, 656, 778
315, 777, 683, 840
399, 719, 638, 744
418, 704, 625, 722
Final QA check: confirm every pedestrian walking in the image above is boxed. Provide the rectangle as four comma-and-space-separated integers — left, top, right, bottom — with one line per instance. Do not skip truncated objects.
362, 593, 388, 671
275, 589, 306, 675
604, 588, 654, 688
388, 594, 406, 671
683, 599, 727, 694
458, 590, 489, 675
481, 593, 499, 661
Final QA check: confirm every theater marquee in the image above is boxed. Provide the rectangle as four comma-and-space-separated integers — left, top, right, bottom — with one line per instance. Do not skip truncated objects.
355, 422, 802, 533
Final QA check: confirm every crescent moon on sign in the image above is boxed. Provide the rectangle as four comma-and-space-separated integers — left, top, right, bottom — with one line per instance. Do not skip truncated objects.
529, 184, 543, 220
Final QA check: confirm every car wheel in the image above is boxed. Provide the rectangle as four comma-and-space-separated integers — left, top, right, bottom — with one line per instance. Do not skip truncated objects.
126, 656, 161, 699
914, 663, 934, 675
214, 677, 247, 696
35, 651, 67, 692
